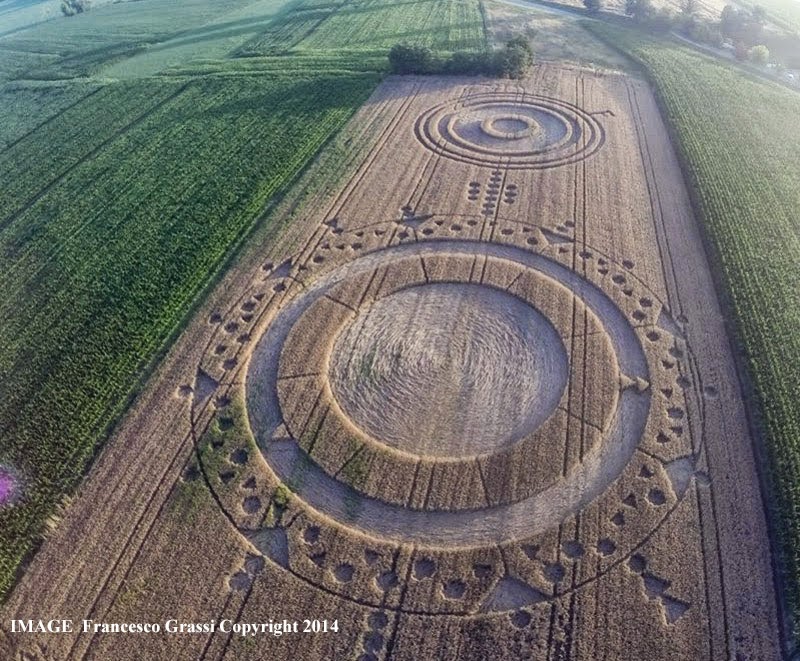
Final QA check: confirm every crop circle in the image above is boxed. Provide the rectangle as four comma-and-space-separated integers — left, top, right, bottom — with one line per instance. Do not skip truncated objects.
245, 239, 650, 544
328, 282, 569, 457
415, 93, 604, 169
480, 114, 540, 140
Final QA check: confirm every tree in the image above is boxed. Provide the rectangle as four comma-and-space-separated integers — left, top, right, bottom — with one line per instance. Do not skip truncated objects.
445, 51, 493, 75
748, 44, 770, 64
648, 7, 677, 32
584, 0, 602, 12
495, 37, 534, 79
687, 20, 724, 47
681, 0, 697, 16
752, 5, 767, 25
720, 6, 764, 47
388, 44, 436, 75
387, 35, 533, 80
626, 0, 654, 19
60, 0, 88, 15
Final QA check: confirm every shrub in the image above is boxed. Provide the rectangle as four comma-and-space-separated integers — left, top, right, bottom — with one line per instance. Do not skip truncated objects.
388, 44, 436, 74
388, 37, 534, 79
495, 39, 534, 78
748, 44, 770, 65
60, 0, 88, 16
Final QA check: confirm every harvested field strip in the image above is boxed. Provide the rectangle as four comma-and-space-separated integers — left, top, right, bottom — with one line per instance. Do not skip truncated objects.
0, 70, 380, 598
587, 22, 800, 635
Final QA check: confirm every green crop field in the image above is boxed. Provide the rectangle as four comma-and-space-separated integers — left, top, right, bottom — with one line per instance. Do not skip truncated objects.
0, 0, 297, 80
0, 69, 380, 598
742, 0, 800, 31
587, 22, 800, 635
0, 0, 487, 599
236, 0, 488, 56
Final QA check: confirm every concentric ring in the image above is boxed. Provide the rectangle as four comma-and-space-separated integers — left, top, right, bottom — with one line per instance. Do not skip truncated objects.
414, 93, 605, 169
245, 240, 650, 545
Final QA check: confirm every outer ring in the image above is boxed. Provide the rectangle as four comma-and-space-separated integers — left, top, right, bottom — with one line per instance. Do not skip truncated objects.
245, 240, 650, 547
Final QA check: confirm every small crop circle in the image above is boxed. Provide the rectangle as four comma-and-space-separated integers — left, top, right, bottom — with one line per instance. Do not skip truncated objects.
415, 93, 604, 169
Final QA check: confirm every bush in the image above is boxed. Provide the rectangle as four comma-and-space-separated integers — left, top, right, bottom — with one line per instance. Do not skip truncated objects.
444, 51, 495, 75
495, 37, 534, 78
626, 0, 678, 34
720, 6, 764, 48
646, 7, 677, 33
626, 0, 652, 18
388, 44, 436, 74
60, 0, 88, 16
748, 44, 770, 65
388, 37, 534, 79
686, 20, 724, 48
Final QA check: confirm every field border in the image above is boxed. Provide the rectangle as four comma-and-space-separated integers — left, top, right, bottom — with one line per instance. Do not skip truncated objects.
583, 22, 795, 658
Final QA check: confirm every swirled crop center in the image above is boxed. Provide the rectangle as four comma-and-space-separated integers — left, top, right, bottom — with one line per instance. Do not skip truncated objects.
328, 283, 569, 457
246, 240, 651, 545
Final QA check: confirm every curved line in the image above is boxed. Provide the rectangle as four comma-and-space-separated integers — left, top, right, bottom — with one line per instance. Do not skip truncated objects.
302, 280, 571, 462
246, 240, 650, 547
413, 94, 605, 170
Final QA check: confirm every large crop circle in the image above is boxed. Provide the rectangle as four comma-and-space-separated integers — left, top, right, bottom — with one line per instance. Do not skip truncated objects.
245, 240, 650, 543
415, 93, 604, 169
328, 282, 569, 457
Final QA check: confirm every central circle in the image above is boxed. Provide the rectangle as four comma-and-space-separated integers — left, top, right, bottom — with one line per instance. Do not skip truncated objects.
481, 115, 537, 140
328, 283, 569, 457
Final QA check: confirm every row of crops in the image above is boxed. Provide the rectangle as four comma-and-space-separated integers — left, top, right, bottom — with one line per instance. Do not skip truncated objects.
586, 22, 800, 637
237, 0, 488, 56
0, 0, 486, 82
0, 68, 381, 598
0, 0, 278, 81
0, 81, 100, 149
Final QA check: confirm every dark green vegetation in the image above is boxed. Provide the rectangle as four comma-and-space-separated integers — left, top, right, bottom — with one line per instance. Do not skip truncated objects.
388, 36, 532, 78
587, 22, 800, 637
0, 0, 488, 598
0, 69, 379, 599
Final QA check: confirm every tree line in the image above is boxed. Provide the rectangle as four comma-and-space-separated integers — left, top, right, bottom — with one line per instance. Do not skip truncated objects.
388, 37, 534, 79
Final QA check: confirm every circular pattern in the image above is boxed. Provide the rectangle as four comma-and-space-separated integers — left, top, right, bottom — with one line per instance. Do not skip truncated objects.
480, 115, 540, 140
415, 94, 604, 169
269, 251, 619, 513
328, 282, 568, 458
246, 240, 650, 544
192, 221, 701, 616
